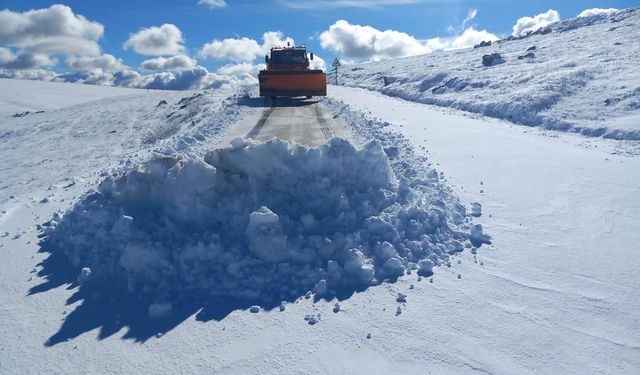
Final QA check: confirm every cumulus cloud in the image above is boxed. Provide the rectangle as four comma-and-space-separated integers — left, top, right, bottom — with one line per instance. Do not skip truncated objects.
0, 48, 55, 70
262, 31, 295, 50
66, 54, 126, 72
319, 20, 431, 61
124, 66, 255, 90
0, 4, 104, 56
199, 37, 262, 62
216, 62, 260, 76
319, 20, 497, 62
140, 55, 197, 71
198, 0, 228, 8
54, 70, 115, 86
123, 24, 185, 56
199, 31, 295, 62
3, 65, 256, 91
309, 55, 326, 70
0, 68, 59, 81
512, 9, 560, 37
577, 8, 618, 18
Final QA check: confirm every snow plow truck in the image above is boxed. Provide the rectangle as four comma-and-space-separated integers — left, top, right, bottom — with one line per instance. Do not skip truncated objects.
259, 43, 326, 100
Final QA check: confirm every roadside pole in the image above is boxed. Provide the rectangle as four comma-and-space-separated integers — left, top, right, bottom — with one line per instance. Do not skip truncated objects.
332, 58, 341, 85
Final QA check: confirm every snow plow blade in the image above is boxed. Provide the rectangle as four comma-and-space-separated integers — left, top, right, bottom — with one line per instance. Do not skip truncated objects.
259, 70, 327, 98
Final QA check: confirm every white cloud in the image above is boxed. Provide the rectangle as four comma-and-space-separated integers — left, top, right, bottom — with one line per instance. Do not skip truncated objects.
54, 70, 116, 86
262, 31, 295, 50
0, 68, 59, 81
0, 48, 55, 69
577, 8, 618, 18
319, 20, 431, 61
216, 62, 260, 76
66, 54, 126, 72
198, 0, 228, 8
123, 24, 185, 56
0, 4, 104, 56
512, 9, 560, 37
199, 31, 295, 62
318, 20, 497, 62
2, 65, 255, 91
126, 66, 256, 90
199, 37, 262, 62
462, 8, 478, 29
309, 55, 326, 70
140, 55, 197, 71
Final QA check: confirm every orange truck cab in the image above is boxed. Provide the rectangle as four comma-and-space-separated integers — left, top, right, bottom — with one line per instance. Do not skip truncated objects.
259, 44, 327, 99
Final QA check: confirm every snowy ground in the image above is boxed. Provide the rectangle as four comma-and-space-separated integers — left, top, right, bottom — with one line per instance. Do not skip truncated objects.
2, 13, 640, 373
0, 78, 145, 117
329, 85, 640, 373
336, 7, 640, 140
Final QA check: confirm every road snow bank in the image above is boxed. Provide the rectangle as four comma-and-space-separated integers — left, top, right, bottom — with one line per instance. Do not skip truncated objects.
42, 137, 481, 306
336, 7, 640, 140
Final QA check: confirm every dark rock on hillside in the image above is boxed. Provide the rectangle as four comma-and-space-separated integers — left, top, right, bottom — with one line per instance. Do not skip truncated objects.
482, 53, 505, 67
474, 40, 492, 49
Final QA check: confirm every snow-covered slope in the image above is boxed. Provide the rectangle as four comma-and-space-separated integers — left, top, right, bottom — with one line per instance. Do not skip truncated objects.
0, 86, 243, 203
0, 78, 146, 117
336, 7, 640, 140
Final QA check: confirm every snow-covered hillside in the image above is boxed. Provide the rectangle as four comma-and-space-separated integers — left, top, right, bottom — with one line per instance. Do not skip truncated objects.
0, 78, 145, 117
336, 7, 640, 140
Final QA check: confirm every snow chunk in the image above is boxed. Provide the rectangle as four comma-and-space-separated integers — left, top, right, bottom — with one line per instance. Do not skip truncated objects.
471, 202, 482, 217
417, 259, 435, 277
470, 224, 492, 247
76, 267, 92, 284
396, 293, 407, 303
245, 206, 288, 262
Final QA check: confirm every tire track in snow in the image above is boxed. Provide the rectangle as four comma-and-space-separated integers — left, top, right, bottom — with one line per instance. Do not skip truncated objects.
246, 105, 276, 139
314, 102, 334, 141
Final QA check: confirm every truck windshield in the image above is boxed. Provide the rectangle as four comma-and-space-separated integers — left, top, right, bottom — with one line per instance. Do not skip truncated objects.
271, 49, 307, 64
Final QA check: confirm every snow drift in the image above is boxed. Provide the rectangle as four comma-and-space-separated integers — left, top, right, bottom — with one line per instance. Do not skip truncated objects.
41, 137, 481, 307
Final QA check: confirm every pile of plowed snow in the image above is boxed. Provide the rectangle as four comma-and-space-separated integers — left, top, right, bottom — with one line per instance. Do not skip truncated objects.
42, 138, 485, 305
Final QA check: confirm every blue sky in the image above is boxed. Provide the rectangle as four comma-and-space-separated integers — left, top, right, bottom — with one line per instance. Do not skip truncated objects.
0, 0, 637, 89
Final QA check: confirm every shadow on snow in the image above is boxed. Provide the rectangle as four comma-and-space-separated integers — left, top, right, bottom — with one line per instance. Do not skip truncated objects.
31, 217, 369, 347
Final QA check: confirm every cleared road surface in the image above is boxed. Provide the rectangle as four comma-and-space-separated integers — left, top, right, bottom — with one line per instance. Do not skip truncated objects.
221, 97, 352, 147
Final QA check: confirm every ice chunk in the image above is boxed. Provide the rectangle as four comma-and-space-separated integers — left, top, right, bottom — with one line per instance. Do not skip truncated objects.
471, 202, 482, 217
396, 293, 407, 303
230, 137, 247, 150
417, 259, 435, 277
76, 267, 92, 284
